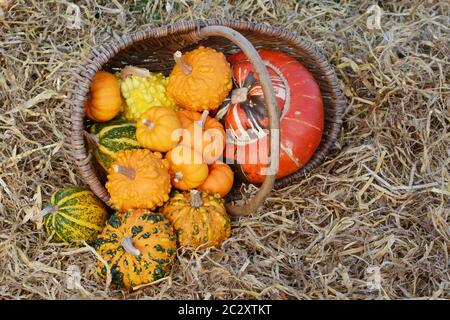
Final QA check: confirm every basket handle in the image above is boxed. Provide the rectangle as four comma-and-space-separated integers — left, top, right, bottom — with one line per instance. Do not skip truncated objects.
197, 26, 280, 216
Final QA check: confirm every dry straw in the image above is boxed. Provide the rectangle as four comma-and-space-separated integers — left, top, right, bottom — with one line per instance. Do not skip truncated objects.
0, 0, 449, 299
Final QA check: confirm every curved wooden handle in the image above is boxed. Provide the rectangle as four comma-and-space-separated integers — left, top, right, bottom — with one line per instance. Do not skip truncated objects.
197, 26, 280, 216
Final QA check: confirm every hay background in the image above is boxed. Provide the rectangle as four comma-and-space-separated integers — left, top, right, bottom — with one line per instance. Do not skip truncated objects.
0, 0, 449, 299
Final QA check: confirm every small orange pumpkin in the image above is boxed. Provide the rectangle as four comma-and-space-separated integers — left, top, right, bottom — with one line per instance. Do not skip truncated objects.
167, 46, 232, 111
136, 107, 182, 152
106, 149, 171, 211
177, 109, 226, 164
198, 162, 234, 197
176, 109, 199, 128
165, 145, 208, 190
85, 71, 122, 122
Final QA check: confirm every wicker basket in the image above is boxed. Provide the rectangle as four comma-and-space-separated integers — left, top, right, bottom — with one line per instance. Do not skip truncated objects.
66, 19, 345, 216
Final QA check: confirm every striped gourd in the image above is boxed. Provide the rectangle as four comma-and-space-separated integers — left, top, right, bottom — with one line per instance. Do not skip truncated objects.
42, 187, 108, 244
94, 209, 177, 289
89, 119, 141, 171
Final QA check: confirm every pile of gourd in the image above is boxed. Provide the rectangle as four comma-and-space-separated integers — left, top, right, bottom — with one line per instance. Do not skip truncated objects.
42, 46, 236, 289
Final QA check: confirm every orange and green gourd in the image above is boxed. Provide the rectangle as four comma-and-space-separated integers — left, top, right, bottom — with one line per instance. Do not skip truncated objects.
88, 119, 140, 171
94, 209, 177, 289
198, 162, 234, 197
42, 187, 108, 244
106, 149, 171, 211
161, 190, 231, 248
136, 106, 182, 152
119, 66, 177, 121
167, 46, 232, 111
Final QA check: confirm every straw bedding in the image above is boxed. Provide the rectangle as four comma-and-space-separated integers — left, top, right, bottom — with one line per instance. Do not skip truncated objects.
0, 0, 448, 299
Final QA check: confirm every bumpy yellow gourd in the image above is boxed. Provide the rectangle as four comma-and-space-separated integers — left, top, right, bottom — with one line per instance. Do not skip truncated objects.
167, 46, 232, 111
119, 66, 177, 121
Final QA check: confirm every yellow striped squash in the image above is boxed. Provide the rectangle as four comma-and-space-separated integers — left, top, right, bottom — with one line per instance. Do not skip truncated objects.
43, 187, 108, 244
